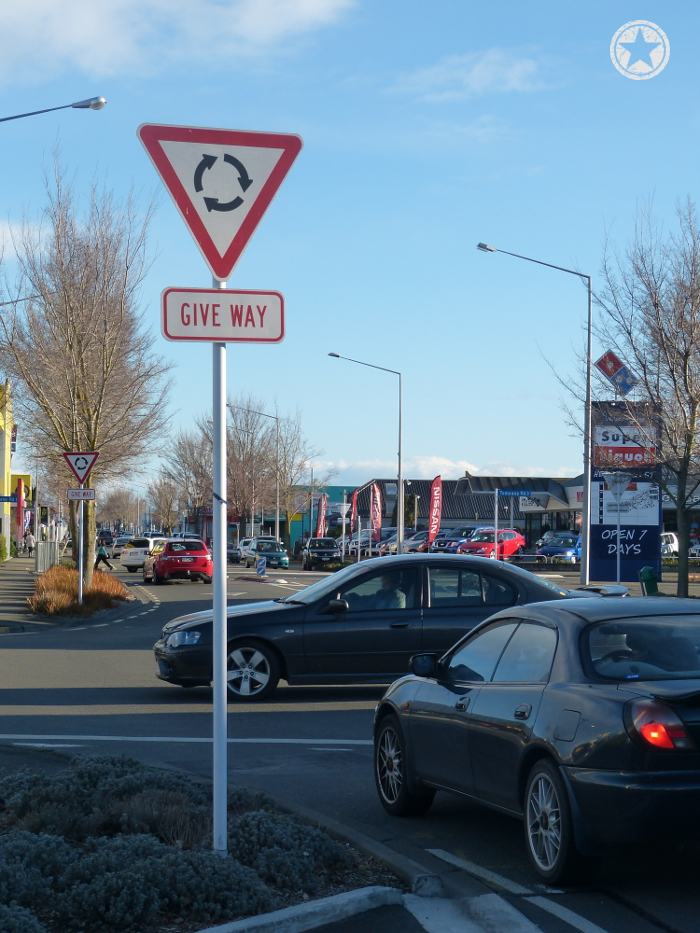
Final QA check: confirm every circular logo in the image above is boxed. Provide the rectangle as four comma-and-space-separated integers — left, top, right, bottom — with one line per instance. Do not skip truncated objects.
610, 21, 669, 80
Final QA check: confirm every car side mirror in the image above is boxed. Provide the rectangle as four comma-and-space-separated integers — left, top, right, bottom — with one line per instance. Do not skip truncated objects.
318, 599, 349, 615
410, 653, 438, 678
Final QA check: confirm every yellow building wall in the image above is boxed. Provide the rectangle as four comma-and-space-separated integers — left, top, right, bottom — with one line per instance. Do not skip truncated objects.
0, 381, 13, 557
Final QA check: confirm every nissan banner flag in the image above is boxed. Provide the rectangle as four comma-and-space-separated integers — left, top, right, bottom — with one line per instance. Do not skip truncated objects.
350, 489, 358, 533
371, 483, 382, 542
428, 475, 443, 543
315, 493, 327, 537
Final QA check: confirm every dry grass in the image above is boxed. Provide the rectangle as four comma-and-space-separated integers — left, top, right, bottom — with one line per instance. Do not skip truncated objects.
27, 566, 131, 617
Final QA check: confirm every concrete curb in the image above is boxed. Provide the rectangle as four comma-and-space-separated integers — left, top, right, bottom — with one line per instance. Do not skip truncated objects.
194, 886, 403, 933
267, 797, 444, 897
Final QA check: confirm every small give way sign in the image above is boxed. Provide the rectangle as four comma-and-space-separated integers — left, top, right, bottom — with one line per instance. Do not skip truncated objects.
67, 488, 96, 501
162, 288, 284, 342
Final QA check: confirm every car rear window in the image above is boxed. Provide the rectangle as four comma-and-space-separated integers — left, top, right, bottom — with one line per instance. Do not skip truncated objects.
129, 538, 151, 548
585, 617, 700, 681
168, 541, 206, 553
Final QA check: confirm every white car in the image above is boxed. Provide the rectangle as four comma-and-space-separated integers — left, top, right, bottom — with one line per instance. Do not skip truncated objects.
110, 535, 134, 559
120, 536, 167, 573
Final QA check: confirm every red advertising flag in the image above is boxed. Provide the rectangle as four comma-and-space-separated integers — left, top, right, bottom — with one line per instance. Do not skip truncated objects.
371, 483, 382, 542
315, 494, 327, 537
350, 489, 358, 533
427, 476, 443, 543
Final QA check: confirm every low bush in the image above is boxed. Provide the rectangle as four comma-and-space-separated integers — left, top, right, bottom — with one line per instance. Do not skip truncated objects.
27, 565, 130, 617
0, 903, 46, 933
0, 535, 6, 562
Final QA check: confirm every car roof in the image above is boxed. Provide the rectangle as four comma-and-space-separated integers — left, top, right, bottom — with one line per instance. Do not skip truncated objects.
486, 596, 700, 630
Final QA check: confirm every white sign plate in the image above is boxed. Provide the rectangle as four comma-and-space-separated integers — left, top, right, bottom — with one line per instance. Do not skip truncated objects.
62, 451, 99, 484
162, 288, 284, 343
67, 488, 96, 501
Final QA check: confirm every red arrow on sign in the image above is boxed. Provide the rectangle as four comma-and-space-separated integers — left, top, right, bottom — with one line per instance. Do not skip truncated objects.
62, 451, 99, 484
137, 124, 303, 281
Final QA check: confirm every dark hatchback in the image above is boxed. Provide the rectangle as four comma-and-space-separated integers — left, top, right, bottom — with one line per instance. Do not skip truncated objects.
301, 537, 342, 570
153, 555, 625, 701
373, 597, 700, 884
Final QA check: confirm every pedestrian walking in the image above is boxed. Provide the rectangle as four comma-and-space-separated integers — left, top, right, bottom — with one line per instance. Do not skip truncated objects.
94, 540, 114, 571
25, 532, 36, 558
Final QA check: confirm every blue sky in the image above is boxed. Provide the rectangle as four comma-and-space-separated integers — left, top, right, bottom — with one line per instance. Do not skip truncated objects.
1, 2, 695, 486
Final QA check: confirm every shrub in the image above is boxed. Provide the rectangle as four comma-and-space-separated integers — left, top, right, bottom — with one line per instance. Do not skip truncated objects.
229, 810, 353, 893
0, 536, 6, 562
10, 540, 17, 558
0, 831, 76, 908
0, 903, 46, 933
27, 566, 130, 617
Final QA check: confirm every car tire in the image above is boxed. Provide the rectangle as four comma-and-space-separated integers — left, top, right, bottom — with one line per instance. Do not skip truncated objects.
374, 715, 435, 817
143, 567, 151, 582
524, 759, 599, 884
225, 640, 280, 702
153, 571, 162, 585
202, 575, 212, 584
127, 566, 137, 573
516, 546, 525, 559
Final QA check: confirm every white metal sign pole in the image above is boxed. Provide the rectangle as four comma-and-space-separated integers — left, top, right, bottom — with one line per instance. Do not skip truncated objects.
494, 490, 499, 560
78, 484, 84, 606
212, 276, 228, 855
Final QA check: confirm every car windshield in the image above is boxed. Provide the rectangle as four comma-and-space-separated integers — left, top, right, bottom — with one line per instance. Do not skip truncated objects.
471, 533, 495, 543
548, 536, 579, 547
310, 539, 336, 549
586, 616, 700, 681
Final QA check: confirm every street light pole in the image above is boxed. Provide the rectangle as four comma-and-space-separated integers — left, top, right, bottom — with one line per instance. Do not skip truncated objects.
329, 353, 404, 552
0, 97, 106, 123
477, 243, 593, 585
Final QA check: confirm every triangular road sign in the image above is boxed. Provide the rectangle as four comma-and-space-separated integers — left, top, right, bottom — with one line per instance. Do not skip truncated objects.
137, 124, 303, 281
62, 451, 99, 484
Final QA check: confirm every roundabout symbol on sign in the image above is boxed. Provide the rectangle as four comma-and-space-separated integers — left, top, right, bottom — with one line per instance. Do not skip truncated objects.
193, 153, 253, 213
610, 21, 670, 80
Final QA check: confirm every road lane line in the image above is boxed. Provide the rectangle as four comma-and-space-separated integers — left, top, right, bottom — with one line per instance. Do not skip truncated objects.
2, 734, 372, 745
427, 848, 533, 895
526, 896, 610, 933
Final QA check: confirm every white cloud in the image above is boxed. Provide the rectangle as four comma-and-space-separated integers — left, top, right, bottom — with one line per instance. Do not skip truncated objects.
315, 456, 580, 485
393, 48, 545, 102
0, 0, 355, 84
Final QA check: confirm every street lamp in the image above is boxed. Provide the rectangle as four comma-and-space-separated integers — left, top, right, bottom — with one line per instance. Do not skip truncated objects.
329, 353, 404, 552
228, 404, 280, 541
0, 97, 106, 124
477, 242, 593, 584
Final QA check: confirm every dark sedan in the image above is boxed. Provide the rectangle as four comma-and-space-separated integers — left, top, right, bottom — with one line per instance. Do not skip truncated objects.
301, 537, 342, 570
373, 598, 700, 884
153, 554, 625, 702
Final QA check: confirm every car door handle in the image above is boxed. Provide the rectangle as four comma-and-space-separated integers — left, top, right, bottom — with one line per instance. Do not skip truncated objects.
514, 703, 532, 720
455, 696, 470, 711
390, 621, 409, 628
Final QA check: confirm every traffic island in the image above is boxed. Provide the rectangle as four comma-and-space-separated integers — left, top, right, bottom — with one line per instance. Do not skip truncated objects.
27, 566, 133, 618
0, 755, 404, 933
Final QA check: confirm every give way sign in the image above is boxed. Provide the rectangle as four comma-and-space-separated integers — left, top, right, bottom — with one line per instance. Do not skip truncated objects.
62, 451, 99, 484
137, 124, 303, 281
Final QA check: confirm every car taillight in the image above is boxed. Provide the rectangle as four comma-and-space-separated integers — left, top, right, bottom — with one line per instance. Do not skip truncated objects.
625, 698, 696, 751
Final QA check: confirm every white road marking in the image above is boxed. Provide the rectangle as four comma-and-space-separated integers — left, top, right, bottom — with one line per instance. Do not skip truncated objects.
13, 743, 84, 749
526, 896, 610, 933
467, 893, 544, 933
0, 734, 373, 746
94, 623, 108, 627
310, 747, 353, 752
427, 848, 533, 895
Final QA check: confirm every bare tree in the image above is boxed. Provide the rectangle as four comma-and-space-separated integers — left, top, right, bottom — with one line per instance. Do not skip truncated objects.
596, 199, 700, 595
223, 398, 275, 534
277, 413, 335, 545
149, 474, 179, 533
0, 157, 172, 584
97, 488, 138, 531
161, 427, 213, 537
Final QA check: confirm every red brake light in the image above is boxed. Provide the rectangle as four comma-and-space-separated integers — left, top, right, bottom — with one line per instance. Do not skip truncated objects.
626, 699, 696, 751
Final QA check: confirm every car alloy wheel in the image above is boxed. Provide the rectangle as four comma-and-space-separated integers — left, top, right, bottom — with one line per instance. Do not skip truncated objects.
374, 715, 434, 817
524, 759, 598, 884
226, 641, 280, 701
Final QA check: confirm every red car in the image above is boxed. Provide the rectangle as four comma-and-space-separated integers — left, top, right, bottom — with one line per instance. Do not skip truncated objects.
457, 528, 526, 559
143, 539, 213, 585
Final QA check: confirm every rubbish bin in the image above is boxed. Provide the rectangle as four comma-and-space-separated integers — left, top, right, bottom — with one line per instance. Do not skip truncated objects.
638, 566, 659, 596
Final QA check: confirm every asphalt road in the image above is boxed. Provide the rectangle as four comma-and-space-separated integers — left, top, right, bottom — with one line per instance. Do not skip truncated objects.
0, 562, 698, 933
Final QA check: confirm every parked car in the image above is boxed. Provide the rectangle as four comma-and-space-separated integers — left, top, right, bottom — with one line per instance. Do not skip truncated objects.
535, 530, 557, 549
120, 536, 167, 572
153, 554, 627, 701
429, 527, 485, 554
457, 529, 526, 559
301, 537, 342, 569
143, 539, 212, 585
416, 530, 453, 553
536, 534, 582, 563
110, 534, 133, 559
227, 542, 242, 564
373, 597, 700, 884
238, 538, 254, 562
244, 539, 289, 569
